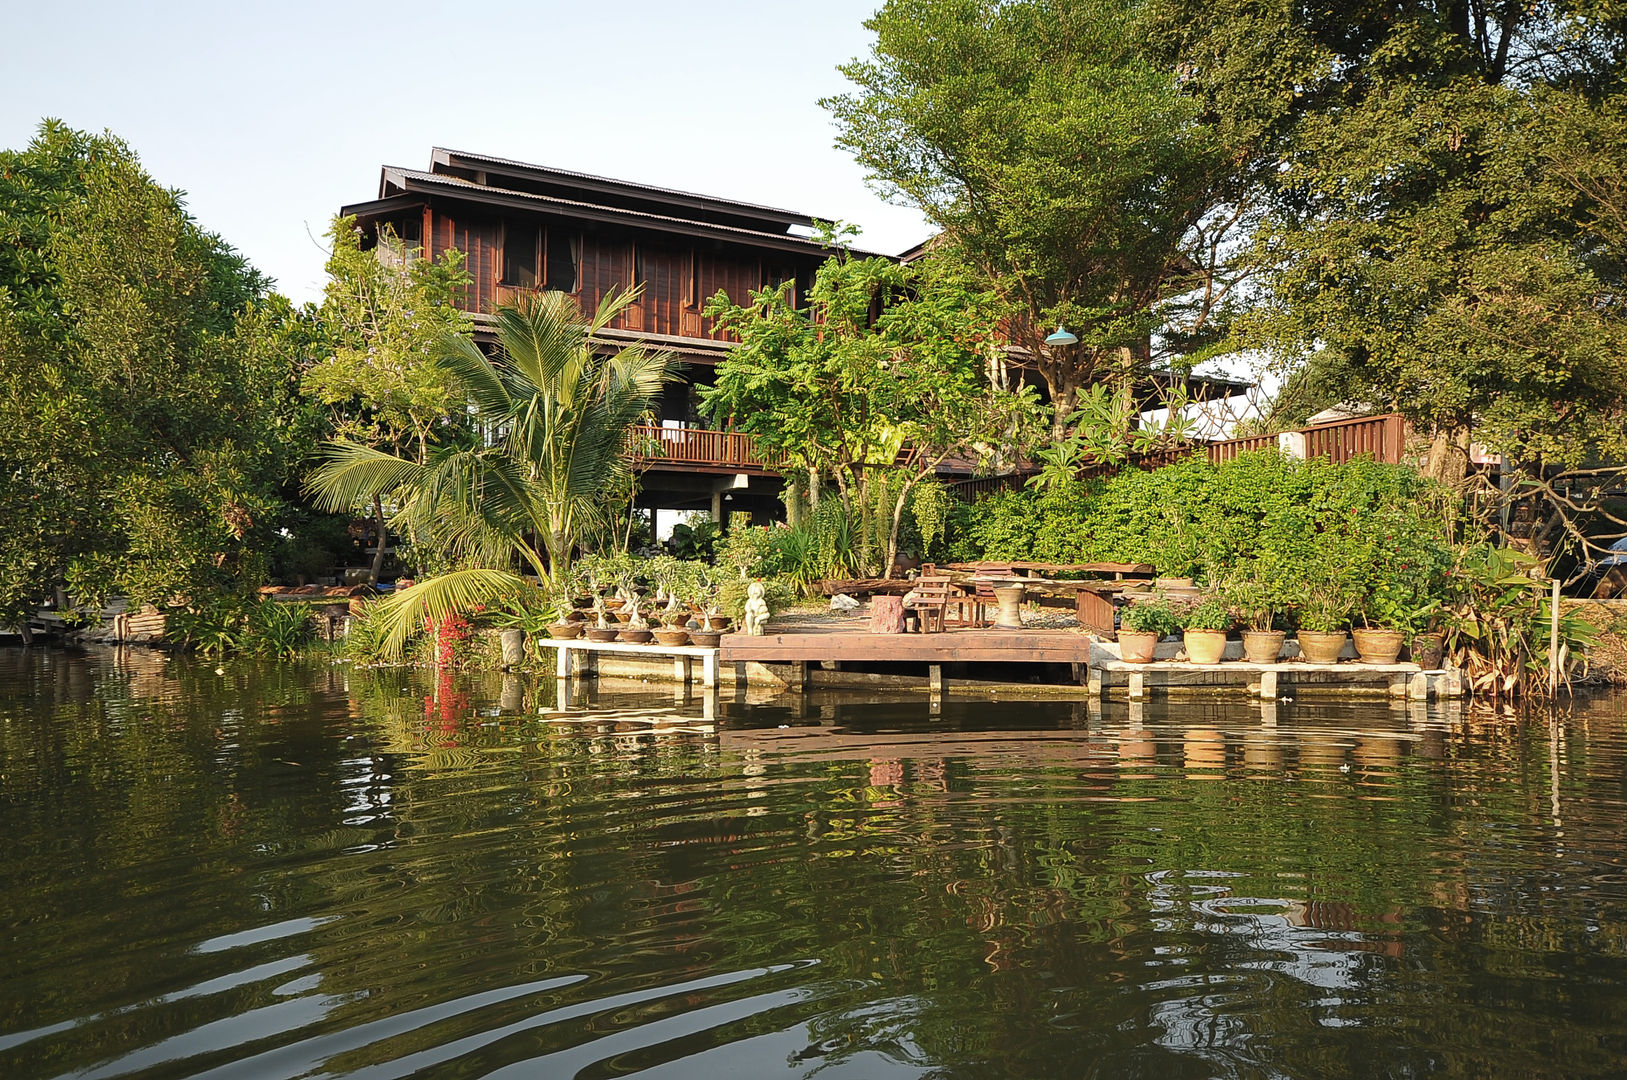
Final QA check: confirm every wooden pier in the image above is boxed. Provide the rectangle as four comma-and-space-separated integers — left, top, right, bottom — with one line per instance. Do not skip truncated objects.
530, 625, 1464, 701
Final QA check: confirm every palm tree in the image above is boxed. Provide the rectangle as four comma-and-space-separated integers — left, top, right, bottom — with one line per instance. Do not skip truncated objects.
307, 286, 672, 656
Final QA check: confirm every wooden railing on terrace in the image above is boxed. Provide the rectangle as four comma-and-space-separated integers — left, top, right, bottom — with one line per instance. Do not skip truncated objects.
626, 425, 786, 472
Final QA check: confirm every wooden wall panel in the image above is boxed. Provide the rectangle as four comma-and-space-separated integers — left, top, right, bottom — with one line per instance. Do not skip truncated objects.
432, 212, 501, 313
637, 244, 688, 337
697, 251, 762, 341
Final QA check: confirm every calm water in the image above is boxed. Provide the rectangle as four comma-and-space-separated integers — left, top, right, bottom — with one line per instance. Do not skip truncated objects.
2, 649, 1626, 1079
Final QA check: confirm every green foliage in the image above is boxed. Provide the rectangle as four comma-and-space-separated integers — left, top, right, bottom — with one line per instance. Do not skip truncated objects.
667, 517, 719, 561
909, 480, 953, 562
1139, 3, 1627, 475
827, 0, 1250, 421
702, 254, 1039, 575
168, 595, 315, 659
0, 121, 301, 620
306, 290, 672, 657
1119, 598, 1178, 637
1446, 545, 1599, 700
1181, 597, 1232, 633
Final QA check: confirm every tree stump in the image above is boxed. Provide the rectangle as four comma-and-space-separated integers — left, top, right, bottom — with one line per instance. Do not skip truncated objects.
869, 594, 905, 634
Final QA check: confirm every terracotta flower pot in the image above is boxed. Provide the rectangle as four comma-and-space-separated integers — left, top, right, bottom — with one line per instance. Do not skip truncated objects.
1297, 630, 1347, 664
689, 630, 722, 648
703, 615, 733, 632
1352, 628, 1405, 665
1183, 629, 1227, 665
1242, 630, 1286, 664
617, 628, 653, 644
546, 622, 583, 640
652, 628, 690, 646
1117, 630, 1159, 664
1409, 631, 1445, 670
585, 627, 620, 643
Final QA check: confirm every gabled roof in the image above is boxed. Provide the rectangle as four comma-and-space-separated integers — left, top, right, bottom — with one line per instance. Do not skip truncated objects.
429, 147, 823, 234
346, 154, 886, 259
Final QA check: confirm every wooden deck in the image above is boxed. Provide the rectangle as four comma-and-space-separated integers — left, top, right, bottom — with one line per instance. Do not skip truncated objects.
720, 628, 1094, 665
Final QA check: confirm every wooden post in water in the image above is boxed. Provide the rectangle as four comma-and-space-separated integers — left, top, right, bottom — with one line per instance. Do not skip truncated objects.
1550, 578, 1561, 695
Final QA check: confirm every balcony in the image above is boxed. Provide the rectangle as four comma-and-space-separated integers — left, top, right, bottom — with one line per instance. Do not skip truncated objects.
626, 425, 785, 474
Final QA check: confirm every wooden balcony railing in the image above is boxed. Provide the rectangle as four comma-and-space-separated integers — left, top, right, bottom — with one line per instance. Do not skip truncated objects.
626, 425, 785, 471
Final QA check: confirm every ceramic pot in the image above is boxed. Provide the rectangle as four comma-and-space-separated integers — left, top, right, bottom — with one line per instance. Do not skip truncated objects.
1352, 628, 1405, 665
689, 630, 722, 648
702, 616, 733, 633
585, 627, 620, 643
1409, 632, 1445, 670
546, 622, 583, 640
1242, 630, 1286, 664
1183, 629, 1227, 665
1117, 630, 1158, 664
1297, 630, 1347, 664
617, 628, 653, 644
652, 628, 690, 646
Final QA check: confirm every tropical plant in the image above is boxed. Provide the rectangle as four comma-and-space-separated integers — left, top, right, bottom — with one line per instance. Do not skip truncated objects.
306, 288, 673, 657
1445, 545, 1598, 700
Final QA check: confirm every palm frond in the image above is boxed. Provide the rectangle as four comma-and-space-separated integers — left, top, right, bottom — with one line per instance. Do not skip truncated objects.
371, 568, 532, 660
306, 442, 431, 513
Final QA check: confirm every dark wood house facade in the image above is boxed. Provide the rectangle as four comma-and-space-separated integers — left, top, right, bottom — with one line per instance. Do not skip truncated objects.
341, 148, 862, 519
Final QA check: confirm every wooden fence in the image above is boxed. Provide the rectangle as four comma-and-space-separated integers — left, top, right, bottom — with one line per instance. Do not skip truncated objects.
950, 413, 1407, 501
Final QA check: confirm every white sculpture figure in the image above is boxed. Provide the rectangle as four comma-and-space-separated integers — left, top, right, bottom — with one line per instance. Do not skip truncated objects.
743, 581, 771, 636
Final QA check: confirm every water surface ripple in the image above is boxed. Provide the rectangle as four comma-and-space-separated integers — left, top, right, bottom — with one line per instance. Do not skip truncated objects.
2, 648, 1626, 1078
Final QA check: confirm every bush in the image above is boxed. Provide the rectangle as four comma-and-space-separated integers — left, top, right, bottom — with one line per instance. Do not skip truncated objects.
1119, 598, 1178, 636
956, 451, 1452, 589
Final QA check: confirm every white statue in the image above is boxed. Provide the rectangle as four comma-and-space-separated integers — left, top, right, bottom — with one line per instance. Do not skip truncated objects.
743, 581, 771, 636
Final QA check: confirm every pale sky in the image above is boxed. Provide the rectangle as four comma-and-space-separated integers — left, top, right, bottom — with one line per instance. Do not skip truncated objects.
2, 0, 932, 304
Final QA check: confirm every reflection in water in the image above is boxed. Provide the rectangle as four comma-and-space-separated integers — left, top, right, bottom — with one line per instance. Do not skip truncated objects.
1, 647, 1626, 1078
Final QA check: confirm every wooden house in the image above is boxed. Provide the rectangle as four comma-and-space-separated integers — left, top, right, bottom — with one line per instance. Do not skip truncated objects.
341, 148, 863, 521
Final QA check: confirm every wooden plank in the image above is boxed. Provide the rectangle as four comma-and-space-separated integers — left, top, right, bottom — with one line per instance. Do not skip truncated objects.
720, 630, 1093, 664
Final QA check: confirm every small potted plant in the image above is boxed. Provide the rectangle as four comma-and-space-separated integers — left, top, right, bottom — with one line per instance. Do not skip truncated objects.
1117, 598, 1176, 664
1181, 596, 1232, 665
1353, 581, 1408, 665
1222, 569, 1286, 664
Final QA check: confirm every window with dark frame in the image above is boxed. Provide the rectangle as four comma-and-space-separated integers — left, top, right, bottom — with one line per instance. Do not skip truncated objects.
502, 222, 540, 288
545, 230, 579, 293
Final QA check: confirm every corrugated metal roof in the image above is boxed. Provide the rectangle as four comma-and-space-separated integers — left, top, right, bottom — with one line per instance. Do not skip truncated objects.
432, 147, 827, 227
380, 167, 889, 259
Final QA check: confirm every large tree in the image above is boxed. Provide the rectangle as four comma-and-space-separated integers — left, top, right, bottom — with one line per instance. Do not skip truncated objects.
702, 254, 1039, 575
0, 121, 297, 624
825, 0, 1255, 432
1141, 2, 1627, 496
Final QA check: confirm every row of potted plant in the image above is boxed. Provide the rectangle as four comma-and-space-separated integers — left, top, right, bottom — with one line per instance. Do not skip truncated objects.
1116, 581, 1443, 668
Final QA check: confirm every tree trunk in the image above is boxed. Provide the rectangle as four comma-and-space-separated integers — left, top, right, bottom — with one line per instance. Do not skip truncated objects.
368, 496, 388, 585
885, 473, 922, 579
807, 466, 821, 512
1422, 425, 1473, 490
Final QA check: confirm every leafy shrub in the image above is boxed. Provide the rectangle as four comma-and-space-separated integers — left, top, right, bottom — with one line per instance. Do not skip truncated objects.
1181, 597, 1233, 632
1119, 598, 1178, 636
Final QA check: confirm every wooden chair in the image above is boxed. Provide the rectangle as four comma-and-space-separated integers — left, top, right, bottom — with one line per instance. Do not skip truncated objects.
904, 576, 953, 633
946, 580, 995, 628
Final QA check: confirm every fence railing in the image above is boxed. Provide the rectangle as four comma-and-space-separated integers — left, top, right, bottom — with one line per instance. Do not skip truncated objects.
950, 413, 1408, 501
626, 425, 785, 471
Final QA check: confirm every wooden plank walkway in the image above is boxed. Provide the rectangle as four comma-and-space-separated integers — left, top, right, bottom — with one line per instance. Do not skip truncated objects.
720, 629, 1094, 665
